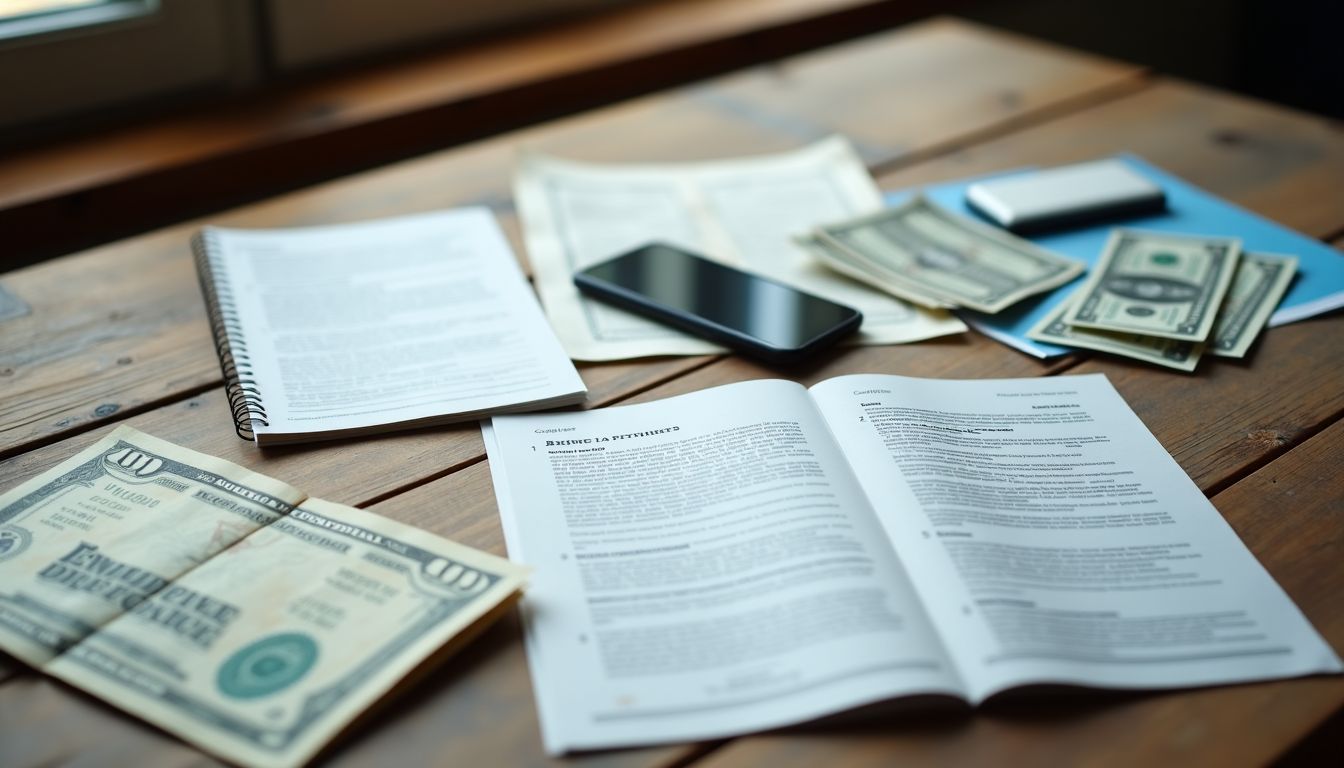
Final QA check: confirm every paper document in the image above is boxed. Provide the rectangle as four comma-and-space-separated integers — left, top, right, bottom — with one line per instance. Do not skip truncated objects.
196, 208, 586, 444
484, 374, 1340, 752
514, 137, 965, 360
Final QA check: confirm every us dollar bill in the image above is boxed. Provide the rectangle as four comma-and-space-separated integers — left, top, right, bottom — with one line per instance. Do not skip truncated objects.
0, 426, 526, 768
1063, 229, 1241, 341
793, 233, 956, 310
813, 195, 1084, 314
1209, 253, 1298, 358
1028, 298, 1202, 372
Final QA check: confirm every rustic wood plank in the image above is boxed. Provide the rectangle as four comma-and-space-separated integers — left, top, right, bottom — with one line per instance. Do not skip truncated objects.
620, 330, 1068, 405
0, 353, 714, 504
373, 461, 506, 555
0, 620, 685, 768
876, 79, 1344, 240
0, 18, 1144, 456
513, 16, 1145, 168
681, 410, 1344, 768
1070, 314, 1344, 495
694, 17, 1145, 166
0, 675, 224, 768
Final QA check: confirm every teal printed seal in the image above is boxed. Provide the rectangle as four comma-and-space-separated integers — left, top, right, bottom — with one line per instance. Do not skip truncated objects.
217, 632, 319, 700
0, 526, 31, 561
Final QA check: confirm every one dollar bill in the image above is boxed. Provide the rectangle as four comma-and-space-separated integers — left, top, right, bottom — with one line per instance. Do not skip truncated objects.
1028, 298, 1202, 372
0, 426, 526, 768
813, 195, 1084, 313
1063, 229, 1241, 341
1209, 252, 1298, 358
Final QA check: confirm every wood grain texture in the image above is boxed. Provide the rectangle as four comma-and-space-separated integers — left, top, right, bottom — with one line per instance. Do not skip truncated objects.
876, 79, 1344, 239
685, 412, 1344, 768
0, 675, 224, 768
0, 352, 714, 505
372, 462, 506, 555
0, 18, 1143, 456
0, 622, 687, 768
694, 17, 1145, 167
621, 330, 1068, 405
1070, 314, 1344, 495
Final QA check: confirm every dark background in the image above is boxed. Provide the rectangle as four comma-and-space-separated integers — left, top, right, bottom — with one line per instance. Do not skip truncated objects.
964, 0, 1343, 119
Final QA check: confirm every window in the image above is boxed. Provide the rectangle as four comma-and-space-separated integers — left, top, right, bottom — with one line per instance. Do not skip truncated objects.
0, 0, 157, 41
0, 0, 257, 135
0, 0, 634, 136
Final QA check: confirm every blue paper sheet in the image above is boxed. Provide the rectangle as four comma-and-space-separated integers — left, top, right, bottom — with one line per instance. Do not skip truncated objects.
885, 155, 1344, 358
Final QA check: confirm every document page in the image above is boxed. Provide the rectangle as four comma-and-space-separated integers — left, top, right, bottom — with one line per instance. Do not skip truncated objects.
809, 373, 1342, 699
484, 380, 963, 753
514, 136, 965, 360
206, 208, 586, 444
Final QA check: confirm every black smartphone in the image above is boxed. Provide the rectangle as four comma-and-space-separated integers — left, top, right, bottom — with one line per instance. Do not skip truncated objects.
574, 242, 862, 364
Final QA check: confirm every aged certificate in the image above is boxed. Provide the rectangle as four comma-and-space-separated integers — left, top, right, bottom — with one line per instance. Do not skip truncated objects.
514, 136, 965, 360
0, 426, 526, 768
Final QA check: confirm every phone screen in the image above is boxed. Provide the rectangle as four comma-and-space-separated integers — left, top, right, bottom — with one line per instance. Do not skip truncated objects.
577, 243, 860, 352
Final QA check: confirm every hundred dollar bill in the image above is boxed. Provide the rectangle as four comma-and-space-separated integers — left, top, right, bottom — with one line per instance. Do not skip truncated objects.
1209, 253, 1298, 358
1063, 229, 1241, 341
1028, 298, 1202, 372
813, 195, 1084, 313
0, 426, 526, 768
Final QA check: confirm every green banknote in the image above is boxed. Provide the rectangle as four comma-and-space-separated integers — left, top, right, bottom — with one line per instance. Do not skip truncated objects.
1209, 253, 1298, 358
813, 195, 1083, 313
794, 233, 956, 310
0, 426, 526, 768
1063, 229, 1241, 341
1029, 298, 1202, 372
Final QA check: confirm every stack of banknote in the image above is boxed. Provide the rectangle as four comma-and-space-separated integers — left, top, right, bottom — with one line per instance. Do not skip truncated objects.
804, 197, 1298, 371
799, 194, 1085, 314
1026, 230, 1298, 371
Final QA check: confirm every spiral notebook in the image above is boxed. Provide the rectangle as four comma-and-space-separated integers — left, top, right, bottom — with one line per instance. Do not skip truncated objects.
193, 208, 587, 446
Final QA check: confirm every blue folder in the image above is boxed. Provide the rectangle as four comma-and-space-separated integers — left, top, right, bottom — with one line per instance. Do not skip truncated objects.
885, 155, 1344, 358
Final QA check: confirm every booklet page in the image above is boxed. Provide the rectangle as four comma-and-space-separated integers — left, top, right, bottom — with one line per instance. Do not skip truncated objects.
809, 373, 1342, 699
484, 379, 963, 753
208, 208, 585, 442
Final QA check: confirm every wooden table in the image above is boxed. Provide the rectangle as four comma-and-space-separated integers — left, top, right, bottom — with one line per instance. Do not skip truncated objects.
2, 16, 1341, 767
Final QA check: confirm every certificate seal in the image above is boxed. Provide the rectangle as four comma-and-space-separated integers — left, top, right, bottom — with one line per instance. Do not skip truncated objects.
217, 632, 320, 700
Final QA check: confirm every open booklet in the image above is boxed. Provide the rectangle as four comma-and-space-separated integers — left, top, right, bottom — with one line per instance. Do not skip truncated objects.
483, 373, 1341, 753
193, 208, 586, 446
